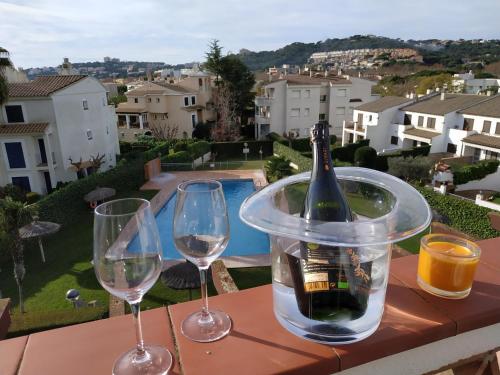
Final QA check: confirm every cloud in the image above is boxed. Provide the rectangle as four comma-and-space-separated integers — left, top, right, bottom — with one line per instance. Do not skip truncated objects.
0, 0, 499, 68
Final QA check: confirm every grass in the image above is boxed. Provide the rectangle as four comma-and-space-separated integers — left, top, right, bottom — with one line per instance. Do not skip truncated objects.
492, 197, 500, 205
195, 156, 268, 171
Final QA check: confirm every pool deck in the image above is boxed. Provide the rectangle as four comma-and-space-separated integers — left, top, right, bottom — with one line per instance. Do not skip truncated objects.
141, 169, 270, 269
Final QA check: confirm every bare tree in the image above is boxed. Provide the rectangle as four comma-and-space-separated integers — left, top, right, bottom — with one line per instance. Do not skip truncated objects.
211, 85, 240, 141
90, 153, 106, 172
149, 118, 179, 141
68, 157, 85, 178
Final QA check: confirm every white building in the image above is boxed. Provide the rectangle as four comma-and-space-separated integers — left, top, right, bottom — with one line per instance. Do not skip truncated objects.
343, 93, 500, 161
0, 75, 119, 194
254, 73, 378, 139
452, 72, 500, 94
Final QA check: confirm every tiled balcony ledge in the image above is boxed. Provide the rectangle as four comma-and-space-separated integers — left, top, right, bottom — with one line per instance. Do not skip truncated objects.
2, 237, 500, 375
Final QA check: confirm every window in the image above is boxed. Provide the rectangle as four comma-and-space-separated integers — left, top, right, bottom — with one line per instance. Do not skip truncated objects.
290, 108, 300, 117
83, 100, 88, 110
319, 113, 326, 121
447, 143, 457, 154
336, 107, 345, 115
368, 115, 373, 122
86, 130, 93, 140
427, 117, 436, 129
320, 95, 327, 102
390, 136, 398, 145
291, 90, 301, 99
198, 78, 203, 87
11, 176, 31, 192
304, 90, 311, 98
473, 148, 481, 161
349, 98, 362, 103
496, 124, 500, 135
418, 116, 424, 127
4, 142, 26, 168
403, 114, 411, 125
184, 97, 189, 106
486, 151, 499, 160
337, 89, 347, 97
304, 108, 310, 117
148, 97, 152, 103
191, 96, 196, 105
191, 114, 197, 127
156, 97, 160, 103
134, 98, 138, 104
483, 121, 492, 133
463, 117, 474, 131
5, 105, 24, 123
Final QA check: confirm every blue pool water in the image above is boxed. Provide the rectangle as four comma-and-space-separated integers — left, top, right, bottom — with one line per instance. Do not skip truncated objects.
156, 179, 269, 260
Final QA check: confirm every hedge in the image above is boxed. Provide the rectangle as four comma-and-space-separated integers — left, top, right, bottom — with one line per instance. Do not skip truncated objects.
211, 141, 273, 159
161, 151, 191, 163
331, 139, 370, 163
453, 160, 500, 185
187, 141, 211, 159
290, 138, 311, 152
273, 142, 312, 172
37, 156, 146, 225
415, 185, 500, 239
267, 132, 288, 145
143, 142, 169, 161
354, 146, 377, 168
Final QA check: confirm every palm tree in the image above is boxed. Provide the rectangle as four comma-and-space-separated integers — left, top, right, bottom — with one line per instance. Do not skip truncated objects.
265, 156, 293, 182
0, 47, 12, 105
0, 197, 36, 313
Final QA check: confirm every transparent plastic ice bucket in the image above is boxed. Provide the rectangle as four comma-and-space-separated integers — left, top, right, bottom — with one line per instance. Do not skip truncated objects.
240, 168, 431, 345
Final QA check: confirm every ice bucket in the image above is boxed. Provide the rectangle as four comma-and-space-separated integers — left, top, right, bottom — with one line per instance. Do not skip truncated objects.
240, 168, 431, 344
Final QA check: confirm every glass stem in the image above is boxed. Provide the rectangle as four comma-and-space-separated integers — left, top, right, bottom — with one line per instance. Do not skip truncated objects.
199, 268, 212, 324
130, 302, 146, 355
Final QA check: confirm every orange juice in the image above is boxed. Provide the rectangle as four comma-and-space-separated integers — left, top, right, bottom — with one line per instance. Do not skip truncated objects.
417, 235, 480, 298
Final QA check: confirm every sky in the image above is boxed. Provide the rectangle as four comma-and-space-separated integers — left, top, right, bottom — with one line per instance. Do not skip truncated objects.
1, 0, 500, 68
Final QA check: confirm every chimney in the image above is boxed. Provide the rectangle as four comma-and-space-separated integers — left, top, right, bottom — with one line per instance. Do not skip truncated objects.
409, 92, 415, 99
309, 70, 312, 78
426, 89, 432, 95
440, 92, 445, 101
487, 90, 492, 96
324, 70, 328, 77
298, 67, 301, 75
436, 87, 440, 92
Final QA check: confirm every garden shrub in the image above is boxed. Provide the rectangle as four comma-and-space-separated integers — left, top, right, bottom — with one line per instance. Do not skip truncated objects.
161, 151, 191, 163
354, 146, 377, 168
25, 192, 41, 204
0, 184, 26, 202
331, 139, 370, 163
211, 141, 273, 159
415, 185, 500, 239
267, 132, 288, 145
37, 156, 146, 225
173, 142, 188, 152
330, 135, 337, 145
374, 155, 389, 171
119, 141, 132, 154
453, 160, 500, 185
265, 156, 293, 182
187, 141, 211, 159
273, 142, 312, 172
143, 142, 169, 161
290, 138, 311, 152
388, 156, 433, 183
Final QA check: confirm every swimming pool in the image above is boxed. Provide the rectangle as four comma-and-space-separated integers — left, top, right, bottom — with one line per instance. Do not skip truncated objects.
155, 179, 269, 260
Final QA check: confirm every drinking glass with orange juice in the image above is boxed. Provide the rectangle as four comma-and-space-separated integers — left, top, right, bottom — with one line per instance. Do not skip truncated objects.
417, 234, 481, 299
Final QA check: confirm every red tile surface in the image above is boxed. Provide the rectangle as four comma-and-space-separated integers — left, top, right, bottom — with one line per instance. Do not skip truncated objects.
17, 308, 180, 375
475, 237, 500, 271
334, 275, 455, 370
391, 252, 500, 333
169, 285, 340, 375
0, 336, 28, 375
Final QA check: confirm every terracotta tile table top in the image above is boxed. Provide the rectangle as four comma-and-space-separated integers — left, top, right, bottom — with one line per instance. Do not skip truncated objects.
0, 336, 28, 375
17, 307, 179, 375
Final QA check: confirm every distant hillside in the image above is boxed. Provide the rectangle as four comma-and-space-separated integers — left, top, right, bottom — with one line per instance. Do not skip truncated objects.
236, 35, 500, 71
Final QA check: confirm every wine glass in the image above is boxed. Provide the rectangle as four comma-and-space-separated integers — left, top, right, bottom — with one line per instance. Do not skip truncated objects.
93, 198, 172, 375
173, 180, 231, 342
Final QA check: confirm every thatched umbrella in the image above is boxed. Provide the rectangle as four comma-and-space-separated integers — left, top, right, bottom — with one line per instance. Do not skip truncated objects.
161, 261, 211, 300
19, 217, 61, 263
84, 187, 116, 203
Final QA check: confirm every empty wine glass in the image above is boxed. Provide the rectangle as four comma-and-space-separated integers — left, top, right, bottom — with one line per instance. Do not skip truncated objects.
94, 198, 172, 375
173, 180, 231, 342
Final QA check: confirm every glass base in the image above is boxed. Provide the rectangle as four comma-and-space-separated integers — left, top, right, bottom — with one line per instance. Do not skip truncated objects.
417, 276, 471, 299
181, 309, 232, 343
112, 345, 172, 375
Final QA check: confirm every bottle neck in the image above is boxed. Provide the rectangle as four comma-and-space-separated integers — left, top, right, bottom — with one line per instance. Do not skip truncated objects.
311, 138, 334, 179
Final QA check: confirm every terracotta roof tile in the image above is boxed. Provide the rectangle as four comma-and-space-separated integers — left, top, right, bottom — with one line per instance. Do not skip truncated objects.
355, 96, 412, 112
265, 74, 351, 86
8, 75, 86, 97
462, 133, 500, 149
0, 123, 49, 134
115, 103, 147, 113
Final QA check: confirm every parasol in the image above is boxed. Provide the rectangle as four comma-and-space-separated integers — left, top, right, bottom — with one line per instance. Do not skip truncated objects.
84, 187, 116, 203
19, 217, 61, 263
161, 261, 211, 300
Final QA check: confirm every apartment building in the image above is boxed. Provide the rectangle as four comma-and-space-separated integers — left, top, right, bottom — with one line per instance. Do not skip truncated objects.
452, 72, 500, 94
116, 72, 214, 141
342, 93, 500, 161
0, 75, 119, 194
254, 73, 378, 139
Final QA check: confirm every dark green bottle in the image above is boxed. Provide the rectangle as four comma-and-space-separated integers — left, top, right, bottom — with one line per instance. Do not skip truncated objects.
287, 122, 372, 322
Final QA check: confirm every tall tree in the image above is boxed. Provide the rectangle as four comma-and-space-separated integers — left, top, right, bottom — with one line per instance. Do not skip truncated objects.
204, 39, 223, 85
219, 55, 256, 116
0, 47, 12, 105
0, 197, 36, 313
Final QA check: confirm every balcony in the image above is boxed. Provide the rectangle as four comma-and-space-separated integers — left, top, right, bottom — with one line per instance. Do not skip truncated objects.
3, 236, 500, 375
344, 121, 365, 133
255, 96, 274, 106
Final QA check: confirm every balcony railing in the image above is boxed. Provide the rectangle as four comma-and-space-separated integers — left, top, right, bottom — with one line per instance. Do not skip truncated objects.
344, 121, 365, 132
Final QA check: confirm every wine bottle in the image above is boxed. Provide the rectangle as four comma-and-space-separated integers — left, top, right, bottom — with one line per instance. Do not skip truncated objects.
287, 122, 372, 322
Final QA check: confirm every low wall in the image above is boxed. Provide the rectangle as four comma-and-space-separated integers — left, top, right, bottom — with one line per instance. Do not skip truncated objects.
476, 196, 500, 212
193, 151, 212, 168
456, 166, 500, 192
144, 158, 161, 180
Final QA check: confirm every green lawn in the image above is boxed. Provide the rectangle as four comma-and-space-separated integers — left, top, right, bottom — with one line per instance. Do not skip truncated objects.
492, 197, 500, 205
195, 157, 268, 171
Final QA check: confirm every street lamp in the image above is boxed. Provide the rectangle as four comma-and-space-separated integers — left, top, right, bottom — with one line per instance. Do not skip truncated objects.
243, 142, 250, 161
